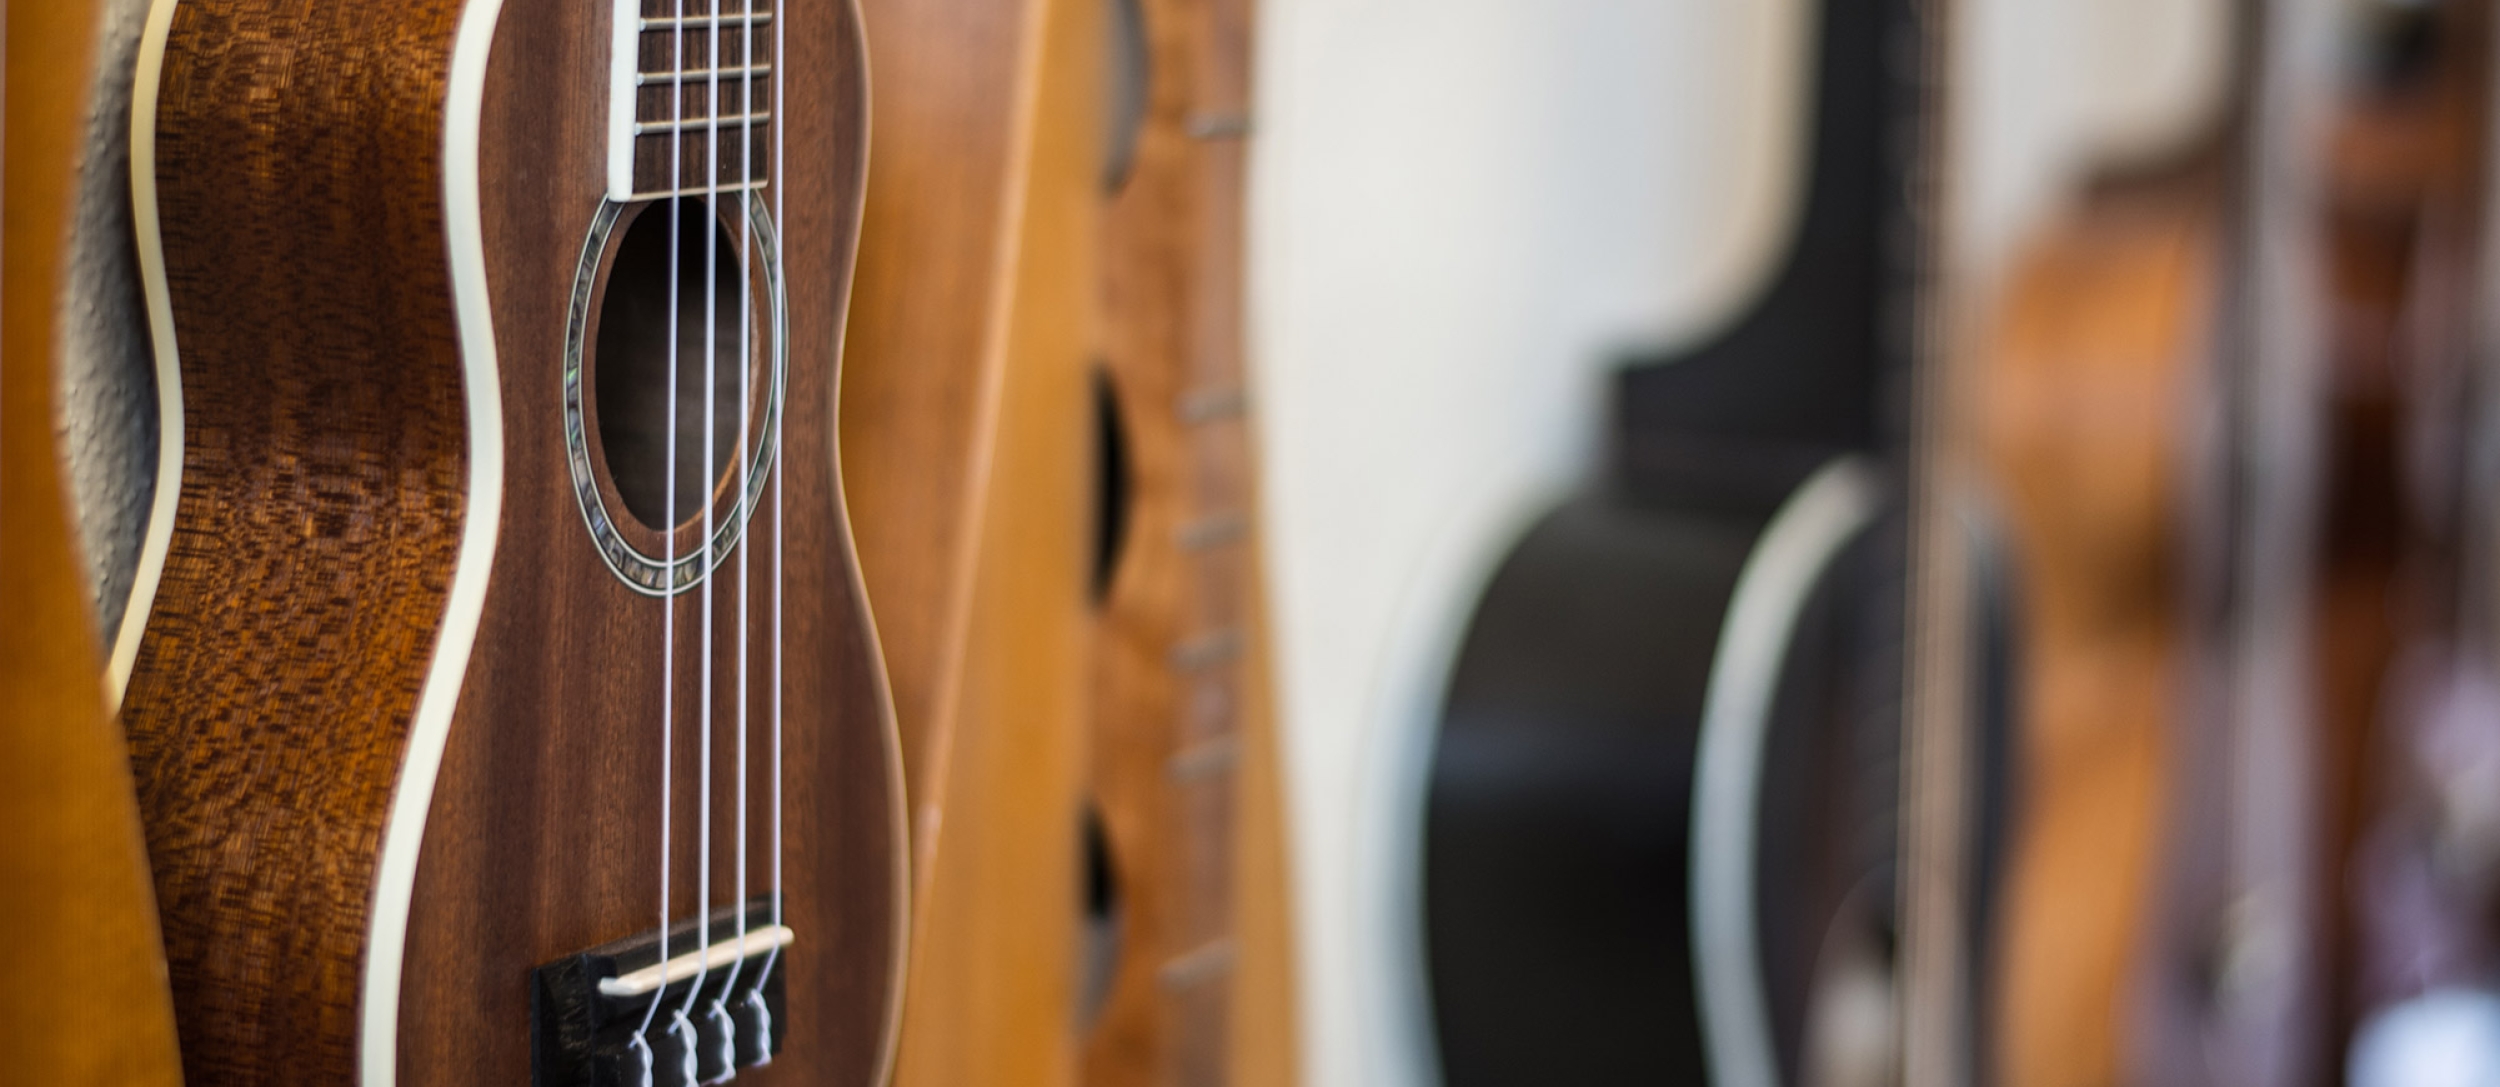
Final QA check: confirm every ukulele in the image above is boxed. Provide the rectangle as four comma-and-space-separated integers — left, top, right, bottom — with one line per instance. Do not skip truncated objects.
1419, 0, 2013, 1080
113, 1, 906, 1083
1083, 0, 1297, 1080
1975, 21, 2229, 1087
0, 0, 186, 1081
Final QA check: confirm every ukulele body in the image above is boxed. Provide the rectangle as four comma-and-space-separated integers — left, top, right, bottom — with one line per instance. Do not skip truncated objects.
118, 1, 906, 1083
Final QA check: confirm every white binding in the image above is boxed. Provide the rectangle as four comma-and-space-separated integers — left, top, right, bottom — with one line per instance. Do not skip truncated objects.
113, 0, 188, 713
607, 0, 637, 198
1689, 457, 1881, 1087
832, 17, 916, 1080
361, 0, 510, 1082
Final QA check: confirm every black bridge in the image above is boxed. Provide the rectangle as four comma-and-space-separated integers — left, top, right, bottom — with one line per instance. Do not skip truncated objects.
533, 897, 791, 1086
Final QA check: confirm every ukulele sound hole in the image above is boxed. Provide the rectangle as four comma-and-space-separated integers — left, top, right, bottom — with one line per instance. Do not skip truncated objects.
1078, 805, 1125, 1024
1092, 367, 1135, 602
595, 197, 756, 532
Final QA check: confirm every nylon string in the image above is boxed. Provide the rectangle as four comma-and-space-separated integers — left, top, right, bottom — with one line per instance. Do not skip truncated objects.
681, 0, 726, 1058
760, 0, 788, 1003
718, 0, 761, 1029
634, 0, 692, 1060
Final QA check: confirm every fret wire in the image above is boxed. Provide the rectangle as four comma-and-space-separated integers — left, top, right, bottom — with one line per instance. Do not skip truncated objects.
638, 64, 773, 85
625, 179, 769, 201
637, 112, 771, 135
641, 12, 770, 30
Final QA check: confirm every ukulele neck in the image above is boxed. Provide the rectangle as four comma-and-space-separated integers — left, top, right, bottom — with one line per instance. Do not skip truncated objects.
609, 0, 779, 201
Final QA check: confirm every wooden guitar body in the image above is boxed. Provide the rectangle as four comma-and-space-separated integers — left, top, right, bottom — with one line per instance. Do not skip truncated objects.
829, 0, 1103, 1082
0, 0, 187, 1081
1979, 160, 2215, 1087
116, 0, 906, 1083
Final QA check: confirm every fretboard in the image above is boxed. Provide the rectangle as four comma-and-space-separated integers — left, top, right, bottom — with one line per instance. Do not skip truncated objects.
608, 0, 777, 201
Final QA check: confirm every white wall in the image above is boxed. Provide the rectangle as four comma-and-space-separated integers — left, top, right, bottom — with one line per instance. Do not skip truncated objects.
1244, 1, 2227, 1085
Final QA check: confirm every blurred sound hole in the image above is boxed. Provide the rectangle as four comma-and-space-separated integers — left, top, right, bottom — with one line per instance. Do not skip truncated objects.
1092, 366, 1135, 602
596, 197, 754, 532
1079, 804, 1125, 1024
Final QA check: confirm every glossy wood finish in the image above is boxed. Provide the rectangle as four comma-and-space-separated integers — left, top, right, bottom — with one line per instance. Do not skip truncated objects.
128, 4, 472, 1073
0, 0, 186, 1080
885, 0, 1101, 1081
1084, 0, 1297, 1079
118, 0, 903, 1081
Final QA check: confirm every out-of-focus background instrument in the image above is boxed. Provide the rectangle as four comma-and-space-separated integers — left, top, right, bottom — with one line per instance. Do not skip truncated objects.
839, 0, 1099, 1083
1419, 0, 2014, 1082
0, 0, 184, 1081
1084, 0, 1299, 1083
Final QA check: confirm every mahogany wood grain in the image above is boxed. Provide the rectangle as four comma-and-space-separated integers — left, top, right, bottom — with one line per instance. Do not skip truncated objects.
1084, 0, 1297, 1080
0, 0, 186, 1080
117, 0, 904, 1082
885, 0, 1102, 1082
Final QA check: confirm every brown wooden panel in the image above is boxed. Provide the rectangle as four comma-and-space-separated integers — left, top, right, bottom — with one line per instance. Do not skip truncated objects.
841, 0, 1045, 860
888, 0, 1103, 1082
0, 0, 186, 1080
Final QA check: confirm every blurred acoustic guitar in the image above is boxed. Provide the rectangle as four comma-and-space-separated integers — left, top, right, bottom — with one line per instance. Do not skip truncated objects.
1420, 0, 2016, 1081
110, 0, 907, 1082
0, 0, 185, 1082
1972, 5, 2235, 1081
